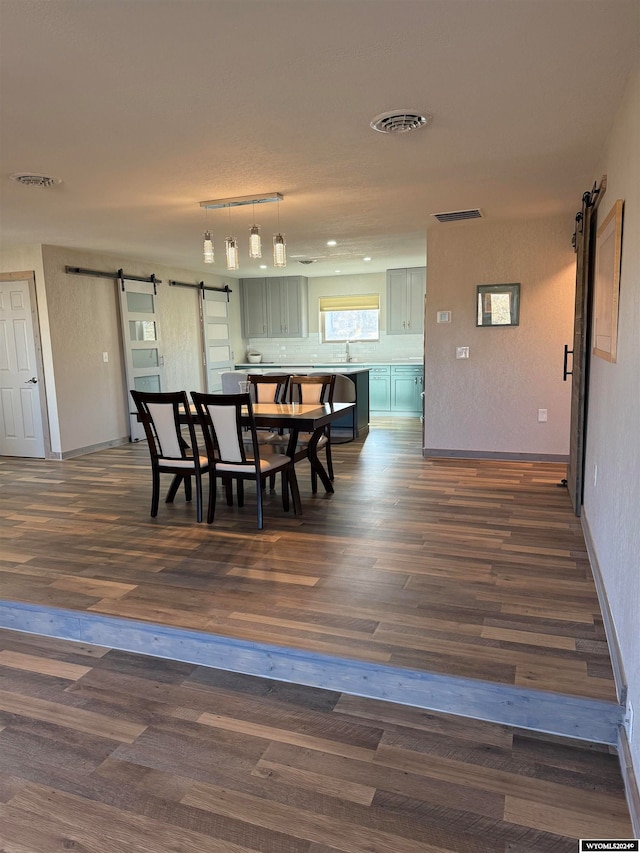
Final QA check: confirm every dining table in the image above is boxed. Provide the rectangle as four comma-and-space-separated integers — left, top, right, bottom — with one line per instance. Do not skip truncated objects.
248, 401, 354, 494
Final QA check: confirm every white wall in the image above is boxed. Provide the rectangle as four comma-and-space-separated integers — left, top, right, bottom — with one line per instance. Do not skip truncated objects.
582, 61, 640, 775
424, 216, 576, 457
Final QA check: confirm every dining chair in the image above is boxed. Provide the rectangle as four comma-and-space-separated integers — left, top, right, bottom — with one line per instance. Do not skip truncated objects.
287, 374, 336, 493
247, 373, 290, 404
191, 391, 301, 529
130, 389, 211, 522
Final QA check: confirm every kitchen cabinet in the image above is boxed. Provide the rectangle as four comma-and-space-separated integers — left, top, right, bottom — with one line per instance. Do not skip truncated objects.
240, 276, 308, 339
240, 277, 268, 338
369, 365, 391, 411
387, 267, 426, 334
391, 365, 424, 414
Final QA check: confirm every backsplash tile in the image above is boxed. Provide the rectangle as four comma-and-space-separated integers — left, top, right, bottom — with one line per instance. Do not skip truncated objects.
245, 332, 423, 364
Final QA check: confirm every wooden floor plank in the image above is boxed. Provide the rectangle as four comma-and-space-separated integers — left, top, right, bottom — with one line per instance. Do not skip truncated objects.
0, 630, 632, 851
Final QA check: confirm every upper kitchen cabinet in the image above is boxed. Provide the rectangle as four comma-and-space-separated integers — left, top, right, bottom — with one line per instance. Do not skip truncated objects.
240, 276, 309, 339
240, 277, 269, 338
386, 267, 426, 334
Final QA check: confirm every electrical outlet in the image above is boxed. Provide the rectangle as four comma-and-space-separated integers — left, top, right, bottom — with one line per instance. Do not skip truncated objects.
624, 700, 634, 741
102, 351, 109, 363
456, 347, 469, 359
538, 408, 547, 422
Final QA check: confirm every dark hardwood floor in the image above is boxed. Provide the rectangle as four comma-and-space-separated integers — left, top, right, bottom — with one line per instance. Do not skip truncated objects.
0, 417, 634, 847
0, 628, 632, 851
0, 417, 615, 700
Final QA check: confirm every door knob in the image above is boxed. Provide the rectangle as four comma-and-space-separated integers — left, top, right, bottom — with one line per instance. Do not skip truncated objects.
25, 377, 38, 384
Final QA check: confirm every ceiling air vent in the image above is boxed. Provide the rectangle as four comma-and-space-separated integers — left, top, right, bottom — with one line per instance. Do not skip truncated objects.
370, 110, 432, 134
298, 259, 317, 265
431, 209, 483, 224
10, 172, 62, 188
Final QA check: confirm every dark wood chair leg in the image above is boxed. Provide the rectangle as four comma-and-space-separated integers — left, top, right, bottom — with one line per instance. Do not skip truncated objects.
237, 479, 245, 507
255, 476, 264, 529
165, 473, 183, 504
151, 468, 161, 517
288, 465, 302, 515
281, 470, 290, 511
183, 475, 192, 502
207, 475, 217, 524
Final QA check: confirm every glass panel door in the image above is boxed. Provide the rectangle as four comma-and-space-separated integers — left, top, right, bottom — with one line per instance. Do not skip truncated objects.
201, 289, 233, 393
118, 279, 164, 441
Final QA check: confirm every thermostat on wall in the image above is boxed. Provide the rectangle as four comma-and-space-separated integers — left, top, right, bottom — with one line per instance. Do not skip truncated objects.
436, 310, 452, 323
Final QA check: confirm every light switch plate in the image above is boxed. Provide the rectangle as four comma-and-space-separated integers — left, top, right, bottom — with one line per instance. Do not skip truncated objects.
437, 310, 451, 323
456, 347, 469, 359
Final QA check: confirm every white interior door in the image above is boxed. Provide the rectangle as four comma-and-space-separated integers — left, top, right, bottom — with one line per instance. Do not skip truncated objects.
202, 289, 233, 392
118, 279, 165, 441
0, 279, 45, 458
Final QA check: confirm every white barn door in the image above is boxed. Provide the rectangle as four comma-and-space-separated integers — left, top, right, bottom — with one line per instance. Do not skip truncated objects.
202, 288, 233, 392
118, 278, 165, 441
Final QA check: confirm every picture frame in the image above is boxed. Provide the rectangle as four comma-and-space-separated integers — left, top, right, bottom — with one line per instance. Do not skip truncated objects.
593, 199, 624, 363
476, 283, 520, 327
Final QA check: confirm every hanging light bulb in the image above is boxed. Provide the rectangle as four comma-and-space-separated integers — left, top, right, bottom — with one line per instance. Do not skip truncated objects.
249, 224, 262, 259
225, 237, 239, 270
273, 233, 286, 267
273, 198, 286, 267
203, 230, 214, 264
225, 204, 239, 270
249, 202, 262, 259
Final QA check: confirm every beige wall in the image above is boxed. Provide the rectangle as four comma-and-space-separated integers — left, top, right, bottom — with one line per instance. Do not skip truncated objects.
582, 61, 640, 776
424, 215, 576, 457
36, 246, 243, 456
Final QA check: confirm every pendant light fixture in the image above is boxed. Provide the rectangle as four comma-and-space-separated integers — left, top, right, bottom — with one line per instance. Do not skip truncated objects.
249, 202, 262, 259
203, 230, 214, 264
273, 197, 286, 268
225, 205, 239, 270
203, 206, 214, 263
198, 193, 283, 268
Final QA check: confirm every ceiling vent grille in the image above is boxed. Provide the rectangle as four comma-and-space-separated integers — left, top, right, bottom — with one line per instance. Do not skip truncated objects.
298, 259, 317, 265
10, 173, 62, 188
431, 209, 483, 223
370, 110, 431, 134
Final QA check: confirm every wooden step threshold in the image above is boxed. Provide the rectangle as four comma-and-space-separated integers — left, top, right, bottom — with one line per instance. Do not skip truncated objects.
0, 599, 623, 747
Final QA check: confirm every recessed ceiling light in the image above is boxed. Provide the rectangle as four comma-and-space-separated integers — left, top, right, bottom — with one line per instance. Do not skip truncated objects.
327, 240, 337, 247
259, 264, 267, 269
363, 257, 372, 262
335, 269, 341, 274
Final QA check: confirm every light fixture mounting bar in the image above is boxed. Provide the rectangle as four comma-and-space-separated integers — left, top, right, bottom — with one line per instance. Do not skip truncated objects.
199, 192, 283, 210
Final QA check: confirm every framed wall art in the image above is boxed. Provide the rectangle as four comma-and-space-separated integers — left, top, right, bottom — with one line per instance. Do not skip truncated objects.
593, 199, 624, 363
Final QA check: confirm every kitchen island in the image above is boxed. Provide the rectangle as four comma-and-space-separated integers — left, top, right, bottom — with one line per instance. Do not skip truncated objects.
232, 365, 370, 439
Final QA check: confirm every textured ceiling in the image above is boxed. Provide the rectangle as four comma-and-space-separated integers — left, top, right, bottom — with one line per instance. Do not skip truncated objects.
0, 0, 638, 279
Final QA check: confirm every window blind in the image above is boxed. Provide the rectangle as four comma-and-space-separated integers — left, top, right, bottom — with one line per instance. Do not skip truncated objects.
319, 294, 380, 312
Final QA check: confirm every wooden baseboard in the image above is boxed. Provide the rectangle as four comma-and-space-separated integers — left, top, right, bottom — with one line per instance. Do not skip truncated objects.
619, 726, 640, 836
423, 448, 569, 463
52, 436, 129, 460
581, 510, 627, 704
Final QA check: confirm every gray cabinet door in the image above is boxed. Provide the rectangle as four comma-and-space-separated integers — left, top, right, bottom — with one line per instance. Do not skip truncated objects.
240, 278, 268, 338
391, 365, 424, 413
387, 267, 425, 334
406, 267, 426, 334
369, 367, 391, 411
266, 276, 309, 338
